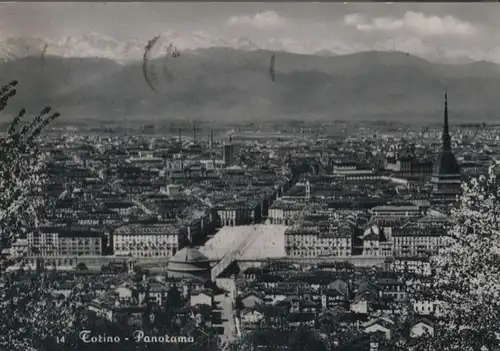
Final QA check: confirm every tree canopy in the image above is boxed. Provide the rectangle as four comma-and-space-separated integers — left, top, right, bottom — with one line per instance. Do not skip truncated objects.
405, 164, 500, 350
0, 80, 59, 250
0, 81, 73, 350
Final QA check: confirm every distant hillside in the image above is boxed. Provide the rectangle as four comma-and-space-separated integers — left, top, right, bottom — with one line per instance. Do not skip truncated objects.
0, 55, 121, 117
1, 49, 500, 123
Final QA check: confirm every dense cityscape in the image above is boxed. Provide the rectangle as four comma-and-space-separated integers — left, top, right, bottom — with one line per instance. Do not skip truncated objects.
2, 3, 500, 351
1, 89, 498, 350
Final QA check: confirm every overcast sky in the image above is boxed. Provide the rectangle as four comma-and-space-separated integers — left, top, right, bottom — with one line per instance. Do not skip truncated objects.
1, 3, 500, 63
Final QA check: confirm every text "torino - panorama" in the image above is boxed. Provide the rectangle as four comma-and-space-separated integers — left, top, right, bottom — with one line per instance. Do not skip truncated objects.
79, 330, 195, 344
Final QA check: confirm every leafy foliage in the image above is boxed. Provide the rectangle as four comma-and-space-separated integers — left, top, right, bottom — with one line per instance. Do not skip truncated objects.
0, 80, 59, 249
404, 164, 500, 350
0, 81, 73, 350
0, 271, 92, 350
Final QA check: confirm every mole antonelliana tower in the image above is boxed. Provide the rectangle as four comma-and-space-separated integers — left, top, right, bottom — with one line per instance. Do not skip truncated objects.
430, 93, 462, 205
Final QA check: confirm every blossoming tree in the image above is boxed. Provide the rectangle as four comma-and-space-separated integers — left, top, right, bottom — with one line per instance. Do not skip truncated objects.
0, 80, 59, 250
405, 164, 500, 350
0, 80, 88, 351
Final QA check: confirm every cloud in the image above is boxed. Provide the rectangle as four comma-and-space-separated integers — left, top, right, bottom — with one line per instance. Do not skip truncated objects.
227, 11, 286, 29
344, 11, 478, 37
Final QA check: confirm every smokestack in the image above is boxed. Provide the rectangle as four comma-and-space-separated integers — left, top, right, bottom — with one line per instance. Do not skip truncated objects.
210, 129, 214, 147
178, 128, 182, 143
193, 122, 196, 142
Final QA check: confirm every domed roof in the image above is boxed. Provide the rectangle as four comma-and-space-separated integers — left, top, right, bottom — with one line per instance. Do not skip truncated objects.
169, 247, 209, 264
433, 150, 460, 175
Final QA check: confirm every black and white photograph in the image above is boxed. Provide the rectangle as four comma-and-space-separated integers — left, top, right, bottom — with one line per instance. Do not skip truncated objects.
1, 2, 500, 351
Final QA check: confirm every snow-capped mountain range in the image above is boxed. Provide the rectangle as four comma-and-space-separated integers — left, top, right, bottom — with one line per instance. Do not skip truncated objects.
0, 32, 338, 64
3, 32, 486, 66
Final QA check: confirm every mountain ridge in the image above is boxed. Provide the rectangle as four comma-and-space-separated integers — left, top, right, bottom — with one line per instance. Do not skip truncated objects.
2, 34, 499, 67
1, 48, 500, 123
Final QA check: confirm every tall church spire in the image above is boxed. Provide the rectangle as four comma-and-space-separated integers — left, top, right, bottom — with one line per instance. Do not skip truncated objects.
442, 92, 451, 151
431, 91, 461, 207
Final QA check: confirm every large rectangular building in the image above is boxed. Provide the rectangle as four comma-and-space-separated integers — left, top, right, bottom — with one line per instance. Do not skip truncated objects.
27, 226, 103, 257
285, 223, 352, 258
113, 223, 188, 257
391, 227, 448, 257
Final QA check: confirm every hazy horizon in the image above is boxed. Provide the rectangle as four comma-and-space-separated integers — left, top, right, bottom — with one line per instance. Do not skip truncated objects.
1, 3, 500, 124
